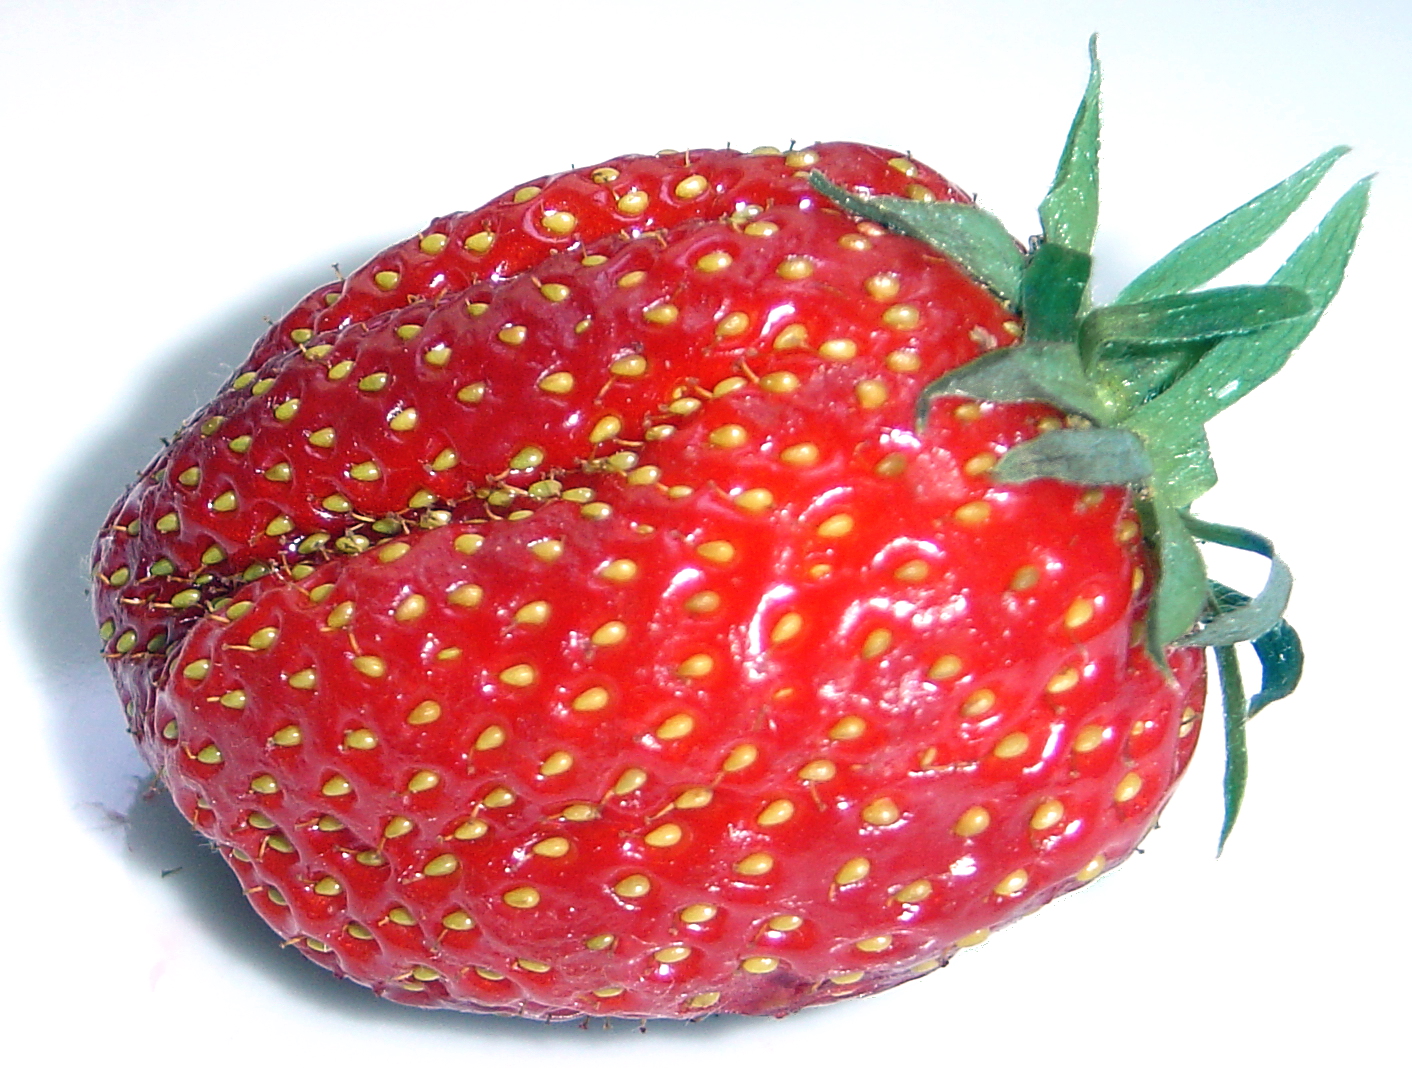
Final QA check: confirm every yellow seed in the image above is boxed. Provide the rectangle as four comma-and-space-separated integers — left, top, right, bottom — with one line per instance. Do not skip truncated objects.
829, 715, 867, 740
406, 769, 440, 793
344, 729, 377, 751
1047, 666, 1081, 693
453, 819, 488, 840
589, 415, 622, 443
676, 654, 714, 678
741, 956, 778, 974
560, 804, 596, 822
894, 879, 933, 904
654, 945, 692, 964
503, 886, 540, 909
862, 798, 901, 826
1073, 724, 1106, 753
499, 664, 537, 688
483, 787, 515, 807
954, 806, 991, 836
212, 491, 237, 512
618, 270, 647, 289
1031, 799, 1065, 831
798, 759, 836, 782
475, 725, 506, 750
860, 628, 892, 659
777, 256, 814, 280
715, 311, 750, 336
643, 302, 680, 325
722, 744, 758, 772
766, 914, 803, 932
613, 767, 648, 795
270, 725, 302, 747
816, 514, 854, 538
993, 732, 1030, 759
539, 371, 575, 394
732, 487, 774, 514
882, 304, 920, 329
961, 688, 996, 717
644, 824, 683, 848
769, 612, 803, 644
1076, 854, 1108, 882
696, 540, 736, 564
351, 655, 385, 678
349, 461, 382, 482
995, 869, 1029, 896
541, 209, 577, 234
540, 751, 573, 776
773, 323, 810, 349
656, 712, 696, 740
818, 338, 858, 361
616, 189, 649, 215
388, 408, 418, 432
515, 600, 551, 625
457, 381, 486, 403
757, 799, 795, 826
674, 174, 709, 199
680, 904, 717, 924
572, 686, 610, 712
709, 423, 748, 448
674, 786, 713, 809
512, 185, 541, 203
610, 354, 647, 376
614, 875, 651, 899
856, 935, 893, 953
591, 620, 627, 646
954, 501, 992, 526
931, 655, 965, 680
696, 250, 733, 272
532, 836, 571, 859
1065, 597, 1097, 629
598, 558, 638, 583
834, 857, 871, 885
684, 590, 720, 613
865, 273, 901, 300
780, 442, 820, 467
735, 853, 774, 876
194, 744, 222, 765
964, 452, 998, 477
1114, 772, 1143, 803
956, 928, 991, 948
760, 370, 800, 393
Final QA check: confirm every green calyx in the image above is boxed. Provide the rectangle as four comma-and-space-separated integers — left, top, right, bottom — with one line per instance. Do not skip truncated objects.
811, 36, 1370, 851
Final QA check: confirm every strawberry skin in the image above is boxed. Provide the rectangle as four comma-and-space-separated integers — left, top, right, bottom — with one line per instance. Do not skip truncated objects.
95, 142, 1208, 1019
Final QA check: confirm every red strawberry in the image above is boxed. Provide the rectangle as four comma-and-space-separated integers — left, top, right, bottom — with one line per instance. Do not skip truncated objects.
93, 48, 1366, 1020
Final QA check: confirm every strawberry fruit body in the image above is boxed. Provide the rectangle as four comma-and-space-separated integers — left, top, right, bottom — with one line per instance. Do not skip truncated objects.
92, 48, 1365, 1020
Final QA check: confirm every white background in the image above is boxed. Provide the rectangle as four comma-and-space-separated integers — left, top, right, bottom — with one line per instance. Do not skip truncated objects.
2, 1, 1406, 1063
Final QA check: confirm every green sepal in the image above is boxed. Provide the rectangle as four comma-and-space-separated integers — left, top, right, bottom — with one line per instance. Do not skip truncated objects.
1145, 425, 1217, 509
1020, 242, 1093, 342
918, 340, 1109, 425
1080, 284, 1312, 364
1139, 494, 1210, 652
1209, 581, 1304, 718
808, 174, 1025, 302
1214, 643, 1249, 855
1176, 516, 1292, 647
1039, 34, 1102, 254
1119, 145, 1351, 303
993, 428, 1151, 485
1126, 177, 1371, 445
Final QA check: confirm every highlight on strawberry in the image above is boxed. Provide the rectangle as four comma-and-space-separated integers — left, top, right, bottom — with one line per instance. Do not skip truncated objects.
93, 40, 1366, 1020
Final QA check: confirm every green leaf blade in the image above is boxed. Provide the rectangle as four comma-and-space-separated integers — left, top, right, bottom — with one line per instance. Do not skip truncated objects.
992, 427, 1152, 485
918, 340, 1110, 424
1118, 145, 1351, 303
1080, 284, 1312, 359
1215, 643, 1250, 855
1039, 35, 1102, 254
1140, 495, 1211, 651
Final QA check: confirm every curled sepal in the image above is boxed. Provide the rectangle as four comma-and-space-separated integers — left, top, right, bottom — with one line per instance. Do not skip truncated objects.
993, 427, 1152, 485
1208, 581, 1304, 719
918, 341, 1109, 426
1214, 643, 1249, 855
1118, 145, 1351, 303
1039, 34, 1102, 254
1175, 517, 1293, 647
808, 173, 1025, 302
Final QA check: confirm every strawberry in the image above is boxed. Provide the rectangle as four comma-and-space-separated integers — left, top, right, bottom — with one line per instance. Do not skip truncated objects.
93, 44, 1366, 1020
